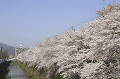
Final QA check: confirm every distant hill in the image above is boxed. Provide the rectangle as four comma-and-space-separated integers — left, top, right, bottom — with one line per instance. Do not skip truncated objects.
0, 43, 15, 56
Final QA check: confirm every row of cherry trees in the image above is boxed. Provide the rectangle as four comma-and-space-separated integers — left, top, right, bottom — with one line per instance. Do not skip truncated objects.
18, 4, 120, 79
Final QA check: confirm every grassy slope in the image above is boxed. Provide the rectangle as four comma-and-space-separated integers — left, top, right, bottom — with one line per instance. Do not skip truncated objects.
18, 61, 65, 79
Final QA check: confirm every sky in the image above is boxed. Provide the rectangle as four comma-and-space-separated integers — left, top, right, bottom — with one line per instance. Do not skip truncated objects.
0, 0, 119, 47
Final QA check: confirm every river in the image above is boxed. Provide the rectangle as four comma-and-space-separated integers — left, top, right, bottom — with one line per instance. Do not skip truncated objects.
8, 61, 30, 79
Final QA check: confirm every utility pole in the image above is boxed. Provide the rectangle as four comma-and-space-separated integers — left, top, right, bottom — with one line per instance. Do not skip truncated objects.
1, 47, 2, 53
71, 26, 75, 31
0, 44, 3, 53
0, 47, 1, 52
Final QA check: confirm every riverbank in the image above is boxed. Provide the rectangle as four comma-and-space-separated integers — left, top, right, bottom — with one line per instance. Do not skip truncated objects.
8, 60, 29, 79
18, 61, 65, 79
0, 61, 11, 79
18, 61, 46, 79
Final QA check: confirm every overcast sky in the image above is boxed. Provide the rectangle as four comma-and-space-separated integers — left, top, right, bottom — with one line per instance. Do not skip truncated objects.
0, 0, 119, 47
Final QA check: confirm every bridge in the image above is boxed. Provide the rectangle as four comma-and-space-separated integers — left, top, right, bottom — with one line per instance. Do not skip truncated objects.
0, 58, 20, 64
7, 58, 20, 61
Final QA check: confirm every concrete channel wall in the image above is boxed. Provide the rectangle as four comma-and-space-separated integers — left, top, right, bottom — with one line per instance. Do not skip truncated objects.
0, 59, 7, 64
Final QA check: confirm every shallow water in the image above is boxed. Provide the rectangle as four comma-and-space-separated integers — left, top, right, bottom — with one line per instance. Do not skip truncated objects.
8, 61, 29, 79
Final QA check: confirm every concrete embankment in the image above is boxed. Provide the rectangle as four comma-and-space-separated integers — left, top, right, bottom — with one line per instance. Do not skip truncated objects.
0, 61, 11, 79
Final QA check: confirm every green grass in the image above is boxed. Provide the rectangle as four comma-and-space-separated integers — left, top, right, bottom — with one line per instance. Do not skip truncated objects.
5, 74, 11, 79
18, 61, 65, 79
110, 67, 116, 71
18, 61, 48, 79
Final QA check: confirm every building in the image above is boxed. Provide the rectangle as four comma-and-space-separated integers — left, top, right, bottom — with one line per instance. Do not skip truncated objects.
15, 45, 29, 56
